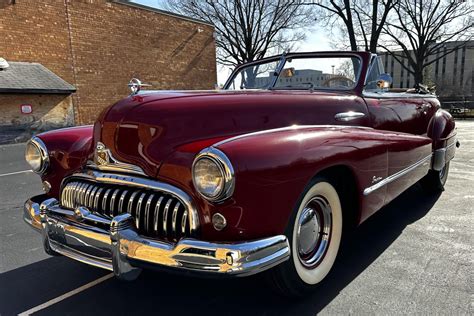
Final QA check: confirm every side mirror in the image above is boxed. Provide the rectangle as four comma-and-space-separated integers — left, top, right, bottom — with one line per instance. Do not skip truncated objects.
377, 73, 392, 89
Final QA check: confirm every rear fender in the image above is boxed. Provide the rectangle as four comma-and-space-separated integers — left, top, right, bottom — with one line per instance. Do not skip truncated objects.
427, 109, 457, 171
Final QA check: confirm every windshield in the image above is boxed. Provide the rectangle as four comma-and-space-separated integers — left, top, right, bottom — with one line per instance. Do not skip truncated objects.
225, 55, 361, 91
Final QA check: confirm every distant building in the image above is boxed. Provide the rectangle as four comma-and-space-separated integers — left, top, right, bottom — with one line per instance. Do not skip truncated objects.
380, 40, 473, 99
255, 69, 337, 88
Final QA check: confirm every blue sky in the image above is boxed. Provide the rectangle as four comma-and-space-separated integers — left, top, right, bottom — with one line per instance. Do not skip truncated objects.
131, 0, 331, 84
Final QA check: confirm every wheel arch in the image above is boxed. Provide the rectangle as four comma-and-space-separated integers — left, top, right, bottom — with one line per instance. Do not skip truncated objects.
308, 164, 361, 232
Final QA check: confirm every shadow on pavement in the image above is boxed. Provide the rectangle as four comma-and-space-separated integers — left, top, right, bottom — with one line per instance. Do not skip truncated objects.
0, 184, 440, 316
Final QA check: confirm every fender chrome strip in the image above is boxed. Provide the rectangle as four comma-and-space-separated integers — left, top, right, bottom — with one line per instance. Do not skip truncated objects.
363, 154, 432, 196
213, 125, 373, 147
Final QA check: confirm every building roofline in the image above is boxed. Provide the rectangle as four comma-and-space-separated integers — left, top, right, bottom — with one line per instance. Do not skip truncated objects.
0, 88, 76, 94
112, 1, 214, 27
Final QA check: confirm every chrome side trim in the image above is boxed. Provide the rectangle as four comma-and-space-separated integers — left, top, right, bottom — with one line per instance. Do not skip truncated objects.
213, 125, 373, 147
334, 111, 366, 122
363, 154, 432, 195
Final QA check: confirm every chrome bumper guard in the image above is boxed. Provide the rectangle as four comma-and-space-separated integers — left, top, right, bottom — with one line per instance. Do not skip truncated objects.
24, 195, 290, 280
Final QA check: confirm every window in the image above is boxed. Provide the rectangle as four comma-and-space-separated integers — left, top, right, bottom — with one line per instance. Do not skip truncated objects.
365, 56, 382, 90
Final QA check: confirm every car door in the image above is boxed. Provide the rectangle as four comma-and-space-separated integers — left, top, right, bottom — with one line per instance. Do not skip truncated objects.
364, 95, 425, 135
363, 56, 425, 135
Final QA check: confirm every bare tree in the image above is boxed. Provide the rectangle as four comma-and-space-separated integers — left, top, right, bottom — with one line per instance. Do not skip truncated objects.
308, 0, 396, 52
166, 0, 313, 66
380, 0, 473, 88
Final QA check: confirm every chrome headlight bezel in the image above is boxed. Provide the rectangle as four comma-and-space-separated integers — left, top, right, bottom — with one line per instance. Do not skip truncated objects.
25, 137, 49, 174
192, 147, 235, 202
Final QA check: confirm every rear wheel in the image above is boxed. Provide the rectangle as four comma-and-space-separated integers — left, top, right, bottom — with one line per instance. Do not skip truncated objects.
421, 161, 450, 192
268, 177, 343, 296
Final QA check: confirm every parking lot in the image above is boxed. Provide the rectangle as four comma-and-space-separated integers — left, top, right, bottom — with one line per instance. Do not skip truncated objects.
0, 120, 472, 316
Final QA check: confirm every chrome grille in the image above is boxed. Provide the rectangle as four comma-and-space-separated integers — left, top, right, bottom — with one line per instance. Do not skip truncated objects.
60, 179, 193, 241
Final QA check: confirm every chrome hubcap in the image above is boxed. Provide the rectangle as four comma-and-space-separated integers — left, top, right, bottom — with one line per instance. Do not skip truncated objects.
296, 196, 332, 268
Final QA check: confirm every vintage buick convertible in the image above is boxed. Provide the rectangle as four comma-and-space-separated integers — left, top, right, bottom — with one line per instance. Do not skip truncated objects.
23, 52, 458, 295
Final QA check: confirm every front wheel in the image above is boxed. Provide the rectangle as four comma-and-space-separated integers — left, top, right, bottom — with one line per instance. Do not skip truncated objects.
268, 177, 343, 296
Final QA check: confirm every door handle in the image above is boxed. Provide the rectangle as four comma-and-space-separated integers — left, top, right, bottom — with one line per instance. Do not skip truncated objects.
334, 111, 366, 121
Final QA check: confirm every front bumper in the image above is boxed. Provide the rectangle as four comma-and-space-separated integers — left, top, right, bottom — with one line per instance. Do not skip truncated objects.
24, 195, 290, 280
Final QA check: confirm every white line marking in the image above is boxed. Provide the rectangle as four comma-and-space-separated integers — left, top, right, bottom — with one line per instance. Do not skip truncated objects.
18, 273, 114, 316
0, 170, 33, 177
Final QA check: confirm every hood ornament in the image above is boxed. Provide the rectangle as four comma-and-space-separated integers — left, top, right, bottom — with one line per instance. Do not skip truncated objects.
89, 142, 146, 175
128, 78, 152, 95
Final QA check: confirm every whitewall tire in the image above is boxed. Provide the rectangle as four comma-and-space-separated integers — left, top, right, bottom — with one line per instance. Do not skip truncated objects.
292, 181, 342, 285
268, 177, 344, 296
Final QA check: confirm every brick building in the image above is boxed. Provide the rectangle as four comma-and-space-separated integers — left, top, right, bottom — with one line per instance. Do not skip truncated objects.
0, 0, 216, 142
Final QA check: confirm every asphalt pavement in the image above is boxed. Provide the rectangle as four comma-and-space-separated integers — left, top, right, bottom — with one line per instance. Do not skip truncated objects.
0, 121, 472, 315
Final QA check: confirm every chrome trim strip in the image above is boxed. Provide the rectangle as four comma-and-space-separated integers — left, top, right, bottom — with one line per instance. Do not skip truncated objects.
334, 111, 366, 122
213, 125, 373, 147
363, 154, 432, 195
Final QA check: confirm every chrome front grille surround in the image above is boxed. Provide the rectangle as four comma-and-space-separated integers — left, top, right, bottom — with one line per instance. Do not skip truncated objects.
60, 171, 199, 241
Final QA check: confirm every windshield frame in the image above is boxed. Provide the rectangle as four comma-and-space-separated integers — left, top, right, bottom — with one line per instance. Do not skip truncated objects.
223, 52, 366, 92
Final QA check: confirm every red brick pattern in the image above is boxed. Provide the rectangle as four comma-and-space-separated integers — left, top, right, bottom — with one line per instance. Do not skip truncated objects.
0, 0, 217, 124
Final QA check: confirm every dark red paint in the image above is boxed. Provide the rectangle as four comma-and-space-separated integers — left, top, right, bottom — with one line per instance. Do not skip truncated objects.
35, 51, 456, 242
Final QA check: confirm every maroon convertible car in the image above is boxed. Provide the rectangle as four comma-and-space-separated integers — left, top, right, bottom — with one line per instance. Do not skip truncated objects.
23, 51, 458, 295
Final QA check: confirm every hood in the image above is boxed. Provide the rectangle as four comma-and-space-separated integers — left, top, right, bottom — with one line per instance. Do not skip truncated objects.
96, 90, 366, 176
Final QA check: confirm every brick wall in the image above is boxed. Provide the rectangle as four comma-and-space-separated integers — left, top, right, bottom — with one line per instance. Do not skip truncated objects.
0, 0, 217, 124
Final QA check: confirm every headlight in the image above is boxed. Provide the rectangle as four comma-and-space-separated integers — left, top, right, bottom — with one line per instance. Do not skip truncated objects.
25, 137, 49, 174
192, 148, 235, 202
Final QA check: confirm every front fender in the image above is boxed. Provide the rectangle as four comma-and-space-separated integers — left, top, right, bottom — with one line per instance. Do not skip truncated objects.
210, 126, 392, 241
35, 125, 94, 198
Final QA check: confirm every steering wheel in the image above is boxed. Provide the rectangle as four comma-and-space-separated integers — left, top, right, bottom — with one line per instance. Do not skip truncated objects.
321, 76, 355, 88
